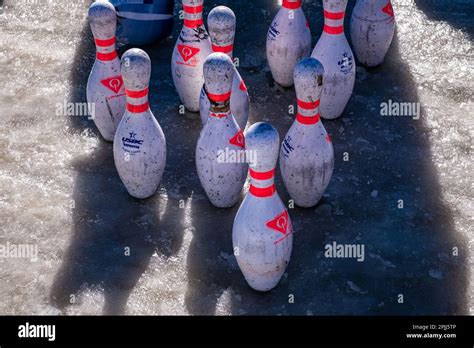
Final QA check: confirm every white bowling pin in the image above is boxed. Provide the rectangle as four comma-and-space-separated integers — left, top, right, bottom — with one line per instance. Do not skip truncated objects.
350, 0, 396, 67
280, 58, 334, 208
86, 1, 126, 142
113, 49, 166, 199
266, 0, 311, 87
311, 0, 355, 120
233, 122, 293, 292
171, 0, 212, 112
199, 6, 250, 130
196, 53, 247, 208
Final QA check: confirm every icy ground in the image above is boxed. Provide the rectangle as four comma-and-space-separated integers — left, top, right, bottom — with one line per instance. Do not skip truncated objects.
0, 0, 472, 315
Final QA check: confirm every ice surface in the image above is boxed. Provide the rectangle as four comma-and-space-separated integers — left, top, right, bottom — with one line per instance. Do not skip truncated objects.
0, 0, 472, 315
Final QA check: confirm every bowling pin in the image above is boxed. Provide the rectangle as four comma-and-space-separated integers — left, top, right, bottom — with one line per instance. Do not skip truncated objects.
233, 122, 293, 292
311, 0, 355, 120
266, 0, 311, 87
196, 53, 247, 208
199, 6, 250, 130
171, 0, 212, 112
113, 49, 166, 199
86, 0, 126, 142
280, 58, 334, 208
350, 0, 396, 67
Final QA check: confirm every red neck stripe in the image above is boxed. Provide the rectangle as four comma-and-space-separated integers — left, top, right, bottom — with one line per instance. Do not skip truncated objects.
183, 4, 203, 14
324, 10, 345, 20
95, 37, 115, 47
250, 169, 275, 180
96, 51, 117, 61
208, 91, 231, 103
212, 44, 234, 54
297, 99, 320, 109
283, 0, 301, 9
249, 184, 276, 198
209, 112, 229, 118
324, 24, 344, 35
184, 18, 203, 28
296, 112, 320, 125
125, 88, 149, 99
127, 102, 149, 114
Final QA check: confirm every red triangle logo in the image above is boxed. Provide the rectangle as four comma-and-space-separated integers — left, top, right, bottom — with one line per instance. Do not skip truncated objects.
229, 129, 245, 148
100, 75, 124, 94
266, 210, 290, 235
382, 2, 394, 17
178, 44, 200, 62
239, 79, 247, 92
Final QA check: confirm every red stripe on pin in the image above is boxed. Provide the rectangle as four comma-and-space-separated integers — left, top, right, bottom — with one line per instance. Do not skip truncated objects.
95, 37, 115, 47
209, 112, 228, 118
125, 88, 148, 99
96, 51, 117, 61
323, 24, 344, 35
249, 184, 276, 198
282, 0, 301, 9
212, 44, 233, 54
296, 112, 320, 125
324, 10, 345, 20
297, 99, 320, 109
184, 18, 203, 28
127, 102, 149, 114
183, 4, 203, 14
208, 91, 231, 103
250, 169, 275, 180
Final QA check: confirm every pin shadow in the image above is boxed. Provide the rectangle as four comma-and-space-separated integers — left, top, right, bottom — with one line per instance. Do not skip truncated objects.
50, 14, 185, 314
414, 0, 473, 40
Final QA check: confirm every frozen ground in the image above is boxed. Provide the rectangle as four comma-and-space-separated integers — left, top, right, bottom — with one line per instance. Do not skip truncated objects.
0, 0, 472, 315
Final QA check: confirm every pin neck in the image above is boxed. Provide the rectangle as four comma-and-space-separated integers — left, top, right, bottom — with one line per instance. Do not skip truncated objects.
183, 4, 204, 28
211, 43, 234, 58
296, 98, 321, 125
125, 87, 149, 114
207, 88, 231, 113
95, 37, 117, 61
282, 0, 302, 10
249, 168, 276, 198
323, 10, 345, 35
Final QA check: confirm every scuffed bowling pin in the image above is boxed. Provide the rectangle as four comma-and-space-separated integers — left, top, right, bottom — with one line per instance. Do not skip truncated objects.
171, 0, 212, 112
113, 49, 166, 199
233, 122, 293, 292
350, 0, 396, 67
86, 1, 126, 142
196, 53, 247, 208
280, 58, 334, 208
199, 6, 250, 130
266, 0, 311, 87
311, 0, 355, 120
